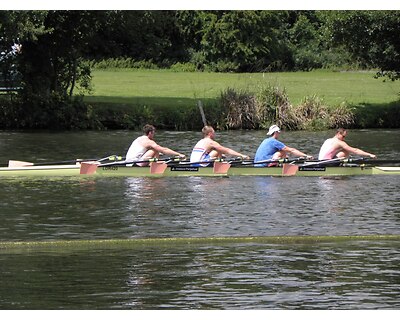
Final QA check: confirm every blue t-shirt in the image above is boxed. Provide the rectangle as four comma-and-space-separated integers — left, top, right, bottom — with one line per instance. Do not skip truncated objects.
254, 137, 286, 166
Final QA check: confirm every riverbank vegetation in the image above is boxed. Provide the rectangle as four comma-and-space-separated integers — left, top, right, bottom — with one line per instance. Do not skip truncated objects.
83, 69, 399, 130
1, 10, 399, 130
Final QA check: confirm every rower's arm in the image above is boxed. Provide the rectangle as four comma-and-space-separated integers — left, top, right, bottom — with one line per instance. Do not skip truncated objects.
341, 142, 376, 158
282, 146, 313, 159
148, 141, 185, 158
210, 141, 249, 159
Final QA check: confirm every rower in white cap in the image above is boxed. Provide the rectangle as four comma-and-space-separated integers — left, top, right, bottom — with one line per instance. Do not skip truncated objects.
254, 124, 313, 167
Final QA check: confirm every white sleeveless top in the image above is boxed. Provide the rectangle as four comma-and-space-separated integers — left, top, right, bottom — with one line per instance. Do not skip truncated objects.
318, 138, 339, 160
190, 139, 211, 166
126, 138, 148, 161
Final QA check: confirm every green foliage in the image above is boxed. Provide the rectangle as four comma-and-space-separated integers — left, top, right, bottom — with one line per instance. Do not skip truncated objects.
92, 102, 210, 131
88, 58, 159, 70
169, 62, 197, 72
255, 84, 290, 127
219, 88, 258, 129
290, 97, 354, 130
325, 11, 400, 80
0, 93, 101, 129
24, 93, 100, 129
18, 11, 101, 98
194, 11, 292, 72
1, 11, 107, 129
85, 11, 186, 64
353, 102, 400, 128
218, 86, 355, 130
2, 10, 400, 130
0, 95, 23, 128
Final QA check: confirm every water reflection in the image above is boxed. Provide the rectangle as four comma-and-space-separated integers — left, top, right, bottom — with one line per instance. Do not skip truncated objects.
97, 241, 400, 309
314, 177, 351, 215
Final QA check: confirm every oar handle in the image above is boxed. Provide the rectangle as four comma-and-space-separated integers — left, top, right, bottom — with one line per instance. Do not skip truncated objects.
99, 156, 183, 167
95, 155, 125, 163
250, 157, 306, 166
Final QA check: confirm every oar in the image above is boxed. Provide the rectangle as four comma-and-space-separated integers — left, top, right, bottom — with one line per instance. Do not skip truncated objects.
300, 157, 346, 167
100, 156, 184, 167
7, 155, 123, 168
7, 160, 34, 167
175, 157, 306, 167
343, 157, 400, 165
80, 156, 183, 175
245, 157, 306, 166
174, 157, 241, 167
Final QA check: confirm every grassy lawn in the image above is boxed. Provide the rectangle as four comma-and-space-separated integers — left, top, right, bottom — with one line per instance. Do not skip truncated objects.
85, 69, 400, 108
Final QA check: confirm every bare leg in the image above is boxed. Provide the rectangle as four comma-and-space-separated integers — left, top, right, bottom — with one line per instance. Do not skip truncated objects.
137, 150, 159, 167
271, 150, 287, 160
209, 150, 220, 158
336, 151, 349, 158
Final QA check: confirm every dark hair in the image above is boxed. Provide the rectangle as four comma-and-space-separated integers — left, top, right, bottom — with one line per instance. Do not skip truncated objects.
143, 124, 155, 135
336, 128, 347, 135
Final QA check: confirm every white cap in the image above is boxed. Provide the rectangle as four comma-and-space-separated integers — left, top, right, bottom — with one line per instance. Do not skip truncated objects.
267, 125, 281, 136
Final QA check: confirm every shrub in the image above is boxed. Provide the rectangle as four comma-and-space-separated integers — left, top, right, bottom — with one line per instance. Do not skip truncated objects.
88, 58, 159, 70
289, 96, 354, 130
218, 86, 356, 131
353, 102, 400, 128
170, 62, 197, 72
219, 88, 258, 129
210, 60, 240, 73
255, 85, 292, 129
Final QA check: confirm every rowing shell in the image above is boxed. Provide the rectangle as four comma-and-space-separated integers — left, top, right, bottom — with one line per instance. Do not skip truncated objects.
0, 162, 399, 177
93, 164, 400, 177
0, 164, 81, 176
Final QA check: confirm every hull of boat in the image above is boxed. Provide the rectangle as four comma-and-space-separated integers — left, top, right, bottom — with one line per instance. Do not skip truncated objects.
0, 165, 81, 177
1, 164, 399, 177
95, 165, 400, 177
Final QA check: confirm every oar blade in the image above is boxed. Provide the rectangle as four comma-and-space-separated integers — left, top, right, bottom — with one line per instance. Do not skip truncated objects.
282, 164, 299, 176
8, 160, 34, 167
150, 162, 168, 174
213, 161, 231, 174
80, 161, 100, 175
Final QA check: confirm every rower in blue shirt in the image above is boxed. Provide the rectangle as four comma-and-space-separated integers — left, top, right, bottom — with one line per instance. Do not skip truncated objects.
254, 125, 313, 167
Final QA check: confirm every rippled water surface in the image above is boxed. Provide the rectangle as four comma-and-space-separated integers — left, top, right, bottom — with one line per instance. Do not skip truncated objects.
0, 129, 399, 309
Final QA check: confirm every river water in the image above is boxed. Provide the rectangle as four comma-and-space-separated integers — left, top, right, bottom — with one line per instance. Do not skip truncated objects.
0, 129, 399, 309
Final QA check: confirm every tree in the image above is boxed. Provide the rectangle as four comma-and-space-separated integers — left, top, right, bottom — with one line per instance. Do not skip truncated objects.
0, 11, 47, 90
326, 11, 400, 81
1, 11, 103, 129
193, 11, 292, 72
85, 11, 186, 64
19, 11, 102, 98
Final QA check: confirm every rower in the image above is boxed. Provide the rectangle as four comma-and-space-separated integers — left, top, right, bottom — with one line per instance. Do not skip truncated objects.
190, 126, 249, 166
125, 124, 185, 166
254, 125, 313, 167
318, 128, 376, 160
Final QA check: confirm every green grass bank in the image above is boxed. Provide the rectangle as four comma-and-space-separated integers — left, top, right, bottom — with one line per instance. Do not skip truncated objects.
85, 69, 399, 130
